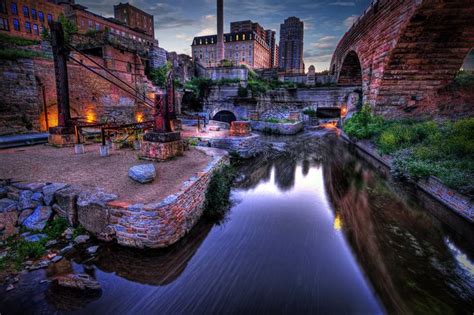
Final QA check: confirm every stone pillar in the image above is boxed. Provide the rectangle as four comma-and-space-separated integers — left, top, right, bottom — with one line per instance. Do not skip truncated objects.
216, 0, 224, 64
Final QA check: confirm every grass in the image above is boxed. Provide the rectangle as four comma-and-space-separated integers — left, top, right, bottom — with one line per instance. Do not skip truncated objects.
343, 105, 474, 196
0, 48, 48, 60
203, 165, 236, 219
0, 33, 40, 46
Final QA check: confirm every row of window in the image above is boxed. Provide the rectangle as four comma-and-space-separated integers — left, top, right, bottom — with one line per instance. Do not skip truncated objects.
9, 3, 53, 24
78, 18, 150, 44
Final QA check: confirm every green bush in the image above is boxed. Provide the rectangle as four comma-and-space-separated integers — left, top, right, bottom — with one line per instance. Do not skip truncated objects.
0, 33, 40, 46
204, 165, 236, 219
148, 62, 172, 87
454, 70, 474, 88
343, 104, 384, 139
0, 48, 47, 60
303, 109, 317, 117
184, 77, 213, 99
43, 217, 68, 239
237, 84, 248, 97
16, 240, 46, 260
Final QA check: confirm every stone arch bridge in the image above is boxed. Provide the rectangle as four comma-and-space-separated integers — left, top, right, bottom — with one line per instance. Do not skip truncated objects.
330, 0, 474, 117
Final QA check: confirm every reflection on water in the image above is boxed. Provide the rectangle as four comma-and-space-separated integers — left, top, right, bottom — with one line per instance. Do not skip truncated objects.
1, 131, 473, 314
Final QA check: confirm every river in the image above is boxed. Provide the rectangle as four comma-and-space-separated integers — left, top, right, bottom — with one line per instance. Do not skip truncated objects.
1, 130, 473, 314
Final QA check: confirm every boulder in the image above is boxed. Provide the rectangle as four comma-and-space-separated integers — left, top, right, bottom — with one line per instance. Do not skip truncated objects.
74, 234, 90, 244
18, 190, 39, 210
0, 198, 17, 212
22, 206, 53, 231
12, 182, 45, 192
18, 209, 34, 225
23, 233, 48, 243
77, 189, 117, 237
54, 274, 101, 291
0, 211, 19, 240
128, 164, 156, 184
43, 183, 68, 206
54, 187, 80, 226
86, 245, 99, 255
31, 192, 44, 204
0, 187, 7, 199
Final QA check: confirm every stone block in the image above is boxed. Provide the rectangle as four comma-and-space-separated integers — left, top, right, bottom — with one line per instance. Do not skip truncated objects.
230, 121, 252, 137
128, 164, 156, 184
77, 189, 117, 237
43, 183, 68, 206
143, 131, 181, 143
140, 140, 184, 161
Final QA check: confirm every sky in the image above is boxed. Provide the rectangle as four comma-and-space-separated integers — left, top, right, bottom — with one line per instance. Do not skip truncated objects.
76, 0, 372, 71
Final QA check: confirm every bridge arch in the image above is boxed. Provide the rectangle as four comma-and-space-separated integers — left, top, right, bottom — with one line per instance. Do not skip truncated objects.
337, 51, 362, 86
212, 110, 237, 124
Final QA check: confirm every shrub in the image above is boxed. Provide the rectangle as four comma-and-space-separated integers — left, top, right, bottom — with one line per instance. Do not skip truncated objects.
0, 48, 47, 60
237, 84, 248, 97
184, 77, 213, 99
0, 33, 40, 46
204, 165, 236, 219
454, 70, 474, 88
58, 13, 78, 44
303, 109, 317, 117
148, 62, 172, 87
16, 240, 46, 261
343, 104, 384, 139
43, 217, 68, 239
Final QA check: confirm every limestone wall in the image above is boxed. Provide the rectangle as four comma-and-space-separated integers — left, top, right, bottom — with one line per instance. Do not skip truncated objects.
249, 121, 303, 135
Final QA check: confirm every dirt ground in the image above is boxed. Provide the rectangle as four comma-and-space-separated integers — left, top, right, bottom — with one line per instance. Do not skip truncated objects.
0, 144, 212, 204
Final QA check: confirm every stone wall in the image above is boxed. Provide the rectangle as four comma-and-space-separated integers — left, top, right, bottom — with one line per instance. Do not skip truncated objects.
249, 121, 303, 135
202, 67, 248, 82
204, 86, 358, 121
207, 134, 262, 159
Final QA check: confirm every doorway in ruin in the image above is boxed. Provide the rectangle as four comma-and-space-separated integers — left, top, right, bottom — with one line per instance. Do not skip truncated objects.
337, 51, 362, 86
213, 110, 237, 124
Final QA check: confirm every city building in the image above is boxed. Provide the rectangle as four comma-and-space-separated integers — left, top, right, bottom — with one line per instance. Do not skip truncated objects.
113, 2, 154, 39
0, 0, 67, 40
279, 16, 304, 74
192, 20, 278, 69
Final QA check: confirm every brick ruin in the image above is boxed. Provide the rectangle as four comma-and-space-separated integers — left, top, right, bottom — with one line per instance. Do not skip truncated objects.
330, 0, 474, 118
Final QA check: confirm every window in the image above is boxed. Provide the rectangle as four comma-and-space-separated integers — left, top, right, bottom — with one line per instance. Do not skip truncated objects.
22, 5, 28, 17
47, 14, 52, 24
25, 21, 31, 33
33, 24, 38, 35
95, 23, 100, 31
0, 17, 9, 31
88, 20, 92, 29
31, 8, 36, 19
13, 18, 19, 31
38, 11, 44, 22
11, 2, 18, 15
0, 0, 7, 14
81, 19, 84, 27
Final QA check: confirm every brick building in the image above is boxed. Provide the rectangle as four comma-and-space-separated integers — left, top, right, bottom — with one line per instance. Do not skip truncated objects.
279, 16, 304, 74
0, 0, 67, 40
192, 20, 277, 69
113, 2, 154, 39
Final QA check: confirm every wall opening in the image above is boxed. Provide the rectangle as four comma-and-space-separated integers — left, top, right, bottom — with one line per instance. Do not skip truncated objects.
213, 110, 237, 123
337, 51, 362, 86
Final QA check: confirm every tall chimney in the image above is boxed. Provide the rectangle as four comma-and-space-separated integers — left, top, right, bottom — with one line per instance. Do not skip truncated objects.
216, 0, 224, 64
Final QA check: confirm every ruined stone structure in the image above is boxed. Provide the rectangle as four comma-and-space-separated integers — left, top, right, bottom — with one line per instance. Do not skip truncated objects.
330, 0, 474, 118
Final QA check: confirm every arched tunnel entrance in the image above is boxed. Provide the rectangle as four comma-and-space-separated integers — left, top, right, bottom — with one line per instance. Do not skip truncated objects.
337, 51, 362, 86
213, 110, 237, 124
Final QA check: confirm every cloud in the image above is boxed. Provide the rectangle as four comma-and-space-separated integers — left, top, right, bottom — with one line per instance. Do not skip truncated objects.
329, 1, 356, 6
343, 15, 359, 28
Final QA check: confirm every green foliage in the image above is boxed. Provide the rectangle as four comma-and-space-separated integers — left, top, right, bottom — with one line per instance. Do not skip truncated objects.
454, 70, 474, 88
216, 78, 240, 86
0, 33, 40, 46
264, 118, 293, 124
58, 13, 78, 44
0, 257, 5, 270
343, 104, 384, 139
0, 48, 47, 60
303, 109, 317, 117
220, 59, 234, 67
72, 225, 87, 239
204, 165, 236, 219
148, 62, 172, 87
237, 84, 248, 97
43, 217, 68, 239
247, 79, 268, 97
184, 77, 213, 99
187, 137, 200, 146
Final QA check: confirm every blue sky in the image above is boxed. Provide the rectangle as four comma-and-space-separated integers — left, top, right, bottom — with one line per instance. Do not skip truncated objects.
76, 0, 372, 71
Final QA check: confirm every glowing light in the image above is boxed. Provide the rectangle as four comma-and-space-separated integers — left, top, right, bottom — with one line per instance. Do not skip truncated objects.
136, 112, 144, 123
341, 106, 348, 117
333, 213, 342, 231
85, 110, 96, 123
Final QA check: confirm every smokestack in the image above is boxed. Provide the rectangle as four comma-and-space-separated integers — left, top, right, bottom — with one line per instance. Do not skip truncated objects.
216, 0, 224, 64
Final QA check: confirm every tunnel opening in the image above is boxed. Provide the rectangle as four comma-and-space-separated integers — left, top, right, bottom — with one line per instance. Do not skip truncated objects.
338, 51, 362, 86
213, 110, 237, 124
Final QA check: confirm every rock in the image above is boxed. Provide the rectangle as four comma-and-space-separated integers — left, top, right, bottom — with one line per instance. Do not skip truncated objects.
31, 192, 44, 204
23, 234, 48, 243
42, 183, 68, 206
12, 182, 45, 192
63, 227, 74, 240
59, 244, 74, 255
18, 190, 39, 210
54, 274, 101, 291
86, 245, 99, 255
0, 198, 17, 212
22, 206, 53, 231
74, 235, 90, 244
6, 284, 14, 292
51, 255, 63, 263
17, 209, 34, 225
29, 260, 50, 270
128, 164, 156, 184
54, 187, 80, 226
77, 189, 116, 236
45, 239, 59, 248
0, 211, 19, 240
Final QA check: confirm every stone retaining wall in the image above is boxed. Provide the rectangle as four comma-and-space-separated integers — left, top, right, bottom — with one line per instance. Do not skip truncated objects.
340, 132, 473, 223
250, 121, 303, 135
207, 134, 262, 159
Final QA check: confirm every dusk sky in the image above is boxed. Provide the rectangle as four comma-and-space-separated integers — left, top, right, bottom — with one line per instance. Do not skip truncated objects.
76, 0, 372, 71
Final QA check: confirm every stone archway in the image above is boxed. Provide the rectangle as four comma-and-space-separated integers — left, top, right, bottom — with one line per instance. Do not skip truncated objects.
213, 110, 237, 124
337, 51, 362, 87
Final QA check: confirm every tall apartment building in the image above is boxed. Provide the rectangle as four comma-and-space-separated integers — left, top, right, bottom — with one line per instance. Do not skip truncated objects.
192, 20, 277, 69
279, 16, 304, 74
113, 2, 153, 39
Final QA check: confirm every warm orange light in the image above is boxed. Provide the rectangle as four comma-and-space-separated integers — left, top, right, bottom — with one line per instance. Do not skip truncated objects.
85, 110, 96, 123
341, 106, 348, 117
333, 213, 342, 231
136, 112, 144, 123
147, 92, 156, 101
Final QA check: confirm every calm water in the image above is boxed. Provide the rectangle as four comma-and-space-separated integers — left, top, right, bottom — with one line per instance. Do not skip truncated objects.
1, 131, 473, 314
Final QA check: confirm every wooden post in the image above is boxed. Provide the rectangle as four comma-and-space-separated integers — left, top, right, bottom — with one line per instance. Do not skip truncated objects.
50, 21, 71, 129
